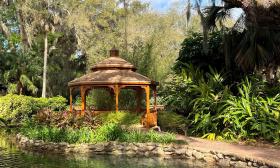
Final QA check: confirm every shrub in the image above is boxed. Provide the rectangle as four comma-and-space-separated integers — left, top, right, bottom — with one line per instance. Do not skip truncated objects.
96, 111, 140, 126
0, 94, 67, 123
0, 94, 34, 122
119, 130, 175, 144
20, 120, 176, 144
161, 65, 280, 143
157, 111, 188, 135
221, 80, 280, 142
34, 96, 67, 111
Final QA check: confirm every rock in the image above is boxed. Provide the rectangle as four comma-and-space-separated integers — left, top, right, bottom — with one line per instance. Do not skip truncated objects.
193, 151, 204, 160
185, 149, 193, 157
163, 147, 174, 152
259, 166, 268, 168
217, 153, 224, 159
58, 142, 68, 146
175, 149, 186, 155
144, 145, 156, 151
124, 150, 136, 155
217, 159, 231, 168
203, 156, 216, 165
252, 162, 258, 167
247, 161, 252, 167
231, 156, 238, 161
111, 150, 122, 155
151, 147, 165, 156
93, 144, 105, 152
234, 161, 247, 168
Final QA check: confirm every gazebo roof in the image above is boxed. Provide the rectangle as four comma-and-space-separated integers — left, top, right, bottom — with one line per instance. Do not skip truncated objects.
68, 48, 152, 87
91, 56, 136, 71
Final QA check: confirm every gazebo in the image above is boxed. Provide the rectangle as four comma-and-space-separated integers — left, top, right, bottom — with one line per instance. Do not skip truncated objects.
68, 48, 158, 128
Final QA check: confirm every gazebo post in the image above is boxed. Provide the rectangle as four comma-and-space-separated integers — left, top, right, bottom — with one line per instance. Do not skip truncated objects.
80, 86, 86, 116
69, 87, 73, 112
145, 85, 150, 115
114, 85, 119, 112
145, 85, 150, 114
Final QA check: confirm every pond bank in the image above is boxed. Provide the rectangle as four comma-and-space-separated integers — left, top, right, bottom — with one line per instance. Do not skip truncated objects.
16, 133, 279, 168
0, 130, 203, 168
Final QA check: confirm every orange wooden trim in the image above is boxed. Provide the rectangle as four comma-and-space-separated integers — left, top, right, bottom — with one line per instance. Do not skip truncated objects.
114, 85, 119, 112
145, 85, 150, 114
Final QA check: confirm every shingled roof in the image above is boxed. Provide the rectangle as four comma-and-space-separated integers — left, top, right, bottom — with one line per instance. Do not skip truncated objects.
68, 48, 152, 87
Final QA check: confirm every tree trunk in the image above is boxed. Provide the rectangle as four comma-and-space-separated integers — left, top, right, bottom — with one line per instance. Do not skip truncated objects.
42, 32, 48, 98
124, 0, 128, 56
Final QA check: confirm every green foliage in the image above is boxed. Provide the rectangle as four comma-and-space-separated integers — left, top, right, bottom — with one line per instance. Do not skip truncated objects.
20, 120, 176, 144
0, 94, 34, 122
221, 80, 280, 142
175, 31, 225, 73
157, 111, 188, 135
118, 130, 175, 144
96, 111, 140, 126
161, 65, 280, 143
0, 118, 8, 127
0, 94, 67, 123
34, 96, 67, 111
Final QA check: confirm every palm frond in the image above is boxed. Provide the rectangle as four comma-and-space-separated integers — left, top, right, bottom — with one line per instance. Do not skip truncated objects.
19, 74, 38, 94
0, 118, 7, 127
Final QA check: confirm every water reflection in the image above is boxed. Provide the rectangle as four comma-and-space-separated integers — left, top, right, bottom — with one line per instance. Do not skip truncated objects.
0, 130, 206, 168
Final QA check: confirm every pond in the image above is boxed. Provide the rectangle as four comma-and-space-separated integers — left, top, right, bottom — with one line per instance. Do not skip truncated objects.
0, 130, 206, 168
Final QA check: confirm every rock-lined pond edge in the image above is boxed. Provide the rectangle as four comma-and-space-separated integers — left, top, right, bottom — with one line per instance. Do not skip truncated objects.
15, 134, 277, 168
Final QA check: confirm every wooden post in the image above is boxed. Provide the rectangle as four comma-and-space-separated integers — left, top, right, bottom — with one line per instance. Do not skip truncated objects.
70, 87, 73, 112
145, 85, 150, 114
114, 85, 119, 112
144, 85, 150, 128
80, 86, 86, 116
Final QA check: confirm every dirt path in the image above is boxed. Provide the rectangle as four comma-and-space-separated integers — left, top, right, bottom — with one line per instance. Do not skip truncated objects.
176, 135, 280, 167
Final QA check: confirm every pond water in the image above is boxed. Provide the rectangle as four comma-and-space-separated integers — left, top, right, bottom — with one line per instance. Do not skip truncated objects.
0, 130, 205, 168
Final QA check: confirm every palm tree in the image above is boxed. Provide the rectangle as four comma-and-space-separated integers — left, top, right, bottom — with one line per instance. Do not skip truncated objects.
16, 0, 62, 97
3, 51, 40, 95
186, 0, 280, 81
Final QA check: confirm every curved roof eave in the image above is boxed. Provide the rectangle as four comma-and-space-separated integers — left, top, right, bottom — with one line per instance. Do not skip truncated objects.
68, 81, 151, 87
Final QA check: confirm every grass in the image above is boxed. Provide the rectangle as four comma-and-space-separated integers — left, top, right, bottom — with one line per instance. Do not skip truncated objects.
20, 122, 175, 144
96, 111, 140, 126
19, 111, 176, 144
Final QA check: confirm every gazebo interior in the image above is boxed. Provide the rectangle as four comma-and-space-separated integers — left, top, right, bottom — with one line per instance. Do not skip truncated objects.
68, 48, 158, 128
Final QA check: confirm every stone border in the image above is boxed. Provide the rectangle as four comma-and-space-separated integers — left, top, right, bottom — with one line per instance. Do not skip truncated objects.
15, 134, 276, 168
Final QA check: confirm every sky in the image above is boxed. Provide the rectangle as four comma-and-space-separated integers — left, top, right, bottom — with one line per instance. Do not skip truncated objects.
141, 0, 186, 12
140, 0, 243, 19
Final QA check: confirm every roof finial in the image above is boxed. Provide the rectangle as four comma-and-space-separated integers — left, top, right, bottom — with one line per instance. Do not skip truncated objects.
110, 46, 119, 57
